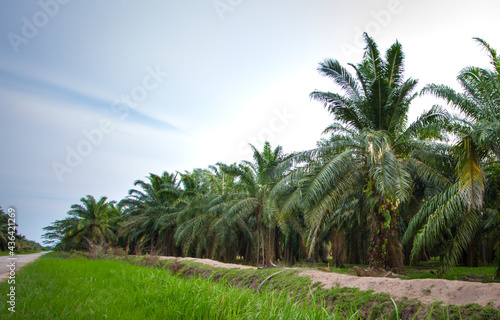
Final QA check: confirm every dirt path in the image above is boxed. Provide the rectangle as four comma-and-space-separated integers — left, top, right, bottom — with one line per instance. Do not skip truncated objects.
157, 256, 256, 270
157, 256, 500, 307
301, 269, 500, 307
0, 252, 50, 282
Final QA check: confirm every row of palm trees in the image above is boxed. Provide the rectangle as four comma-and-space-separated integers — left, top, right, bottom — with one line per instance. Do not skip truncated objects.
43, 34, 500, 278
0, 207, 46, 252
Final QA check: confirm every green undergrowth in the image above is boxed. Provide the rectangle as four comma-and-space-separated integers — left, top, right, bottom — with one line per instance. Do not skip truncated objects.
0, 253, 351, 319
65, 252, 500, 319
149, 258, 500, 320
5, 252, 499, 320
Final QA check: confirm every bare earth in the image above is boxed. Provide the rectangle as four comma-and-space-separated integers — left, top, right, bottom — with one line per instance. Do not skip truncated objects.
156, 256, 500, 307
157, 256, 256, 270
301, 269, 500, 307
0, 252, 49, 281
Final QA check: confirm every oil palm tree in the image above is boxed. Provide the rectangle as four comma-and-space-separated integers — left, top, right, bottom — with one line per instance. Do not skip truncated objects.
406, 38, 500, 275
42, 216, 79, 250
218, 142, 289, 266
173, 167, 227, 259
0, 207, 11, 251
60, 195, 119, 249
119, 172, 181, 255
173, 164, 256, 262
286, 33, 447, 272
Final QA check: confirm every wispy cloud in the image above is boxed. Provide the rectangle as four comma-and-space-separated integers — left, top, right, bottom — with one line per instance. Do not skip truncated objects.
0, 66, 179, 131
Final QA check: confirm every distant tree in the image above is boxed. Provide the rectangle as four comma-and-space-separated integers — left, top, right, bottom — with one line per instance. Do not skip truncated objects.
0, 207, 9, 251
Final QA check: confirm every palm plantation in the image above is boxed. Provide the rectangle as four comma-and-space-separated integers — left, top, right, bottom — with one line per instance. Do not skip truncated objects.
174, 166, 243, 261
43, 35, 500, 279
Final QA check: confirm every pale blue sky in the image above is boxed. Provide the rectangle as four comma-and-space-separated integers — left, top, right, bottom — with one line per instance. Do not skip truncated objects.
1, 0, 499, 244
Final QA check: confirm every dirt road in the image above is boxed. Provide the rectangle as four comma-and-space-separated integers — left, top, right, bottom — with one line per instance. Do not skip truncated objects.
0, 252, 49, 281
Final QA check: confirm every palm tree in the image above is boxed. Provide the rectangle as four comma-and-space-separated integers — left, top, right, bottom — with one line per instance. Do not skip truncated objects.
119, 172, 181, 255
289, 33, 447, 273
173, 168, 224, 259
59, 195, 119, 249
406, 38, 500, 276
42, 216, 75, 250
0, 207, 11, 251
218, 142, 289, 266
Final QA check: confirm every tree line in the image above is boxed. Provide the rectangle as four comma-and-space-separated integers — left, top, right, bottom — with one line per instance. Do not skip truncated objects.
0, 207, 46, 253
42, 34, 500, 278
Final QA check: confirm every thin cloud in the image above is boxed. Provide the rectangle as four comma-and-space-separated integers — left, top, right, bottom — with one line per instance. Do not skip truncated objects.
0, 67, 180, 131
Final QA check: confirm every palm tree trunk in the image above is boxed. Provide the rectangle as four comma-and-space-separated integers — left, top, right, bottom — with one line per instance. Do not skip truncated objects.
369, 198, 405, 273
369, 205, 386, 270
386, 204, 405, 273
261, 229, 265, 265
265, 227, 276, 266
495, 246, 500, 280
331, 229, 346, 268
245, 242, 251, 264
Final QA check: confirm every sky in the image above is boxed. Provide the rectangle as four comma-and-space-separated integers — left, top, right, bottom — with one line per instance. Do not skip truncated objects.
0, 0, 499, 245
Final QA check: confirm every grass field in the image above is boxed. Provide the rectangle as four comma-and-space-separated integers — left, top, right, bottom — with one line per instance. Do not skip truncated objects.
1, 253, 499, 319
0, 254, 355, 319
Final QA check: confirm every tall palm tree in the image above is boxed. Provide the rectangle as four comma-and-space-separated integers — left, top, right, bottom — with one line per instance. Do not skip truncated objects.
286, 33, 447, 272
61, 195, 119, 249
406, 38, 500, 275
119, 172, 181, 255
173, 167, 227, 259
219, 142, 288, 266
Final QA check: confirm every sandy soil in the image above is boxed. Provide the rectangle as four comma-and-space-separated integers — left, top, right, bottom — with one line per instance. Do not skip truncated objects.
156, 256, 500, 307
157, 256, 256, 270
301, 269, 500, 307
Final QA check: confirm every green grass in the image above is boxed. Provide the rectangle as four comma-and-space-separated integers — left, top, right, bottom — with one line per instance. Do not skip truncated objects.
2, 253, 499, 319
403, 266, 498, 281
141, 256, 500, 319
444, 267, 497, 280
0, 253, 352, 319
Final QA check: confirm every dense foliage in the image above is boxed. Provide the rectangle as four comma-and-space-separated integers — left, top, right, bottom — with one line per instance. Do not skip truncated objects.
0, 207, 46, 253
42, 34, 500, 278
